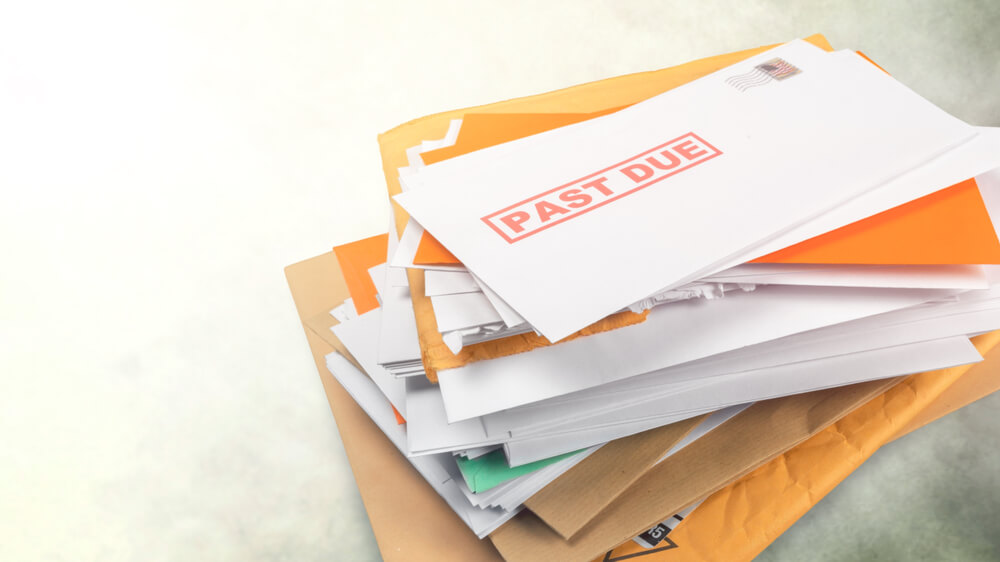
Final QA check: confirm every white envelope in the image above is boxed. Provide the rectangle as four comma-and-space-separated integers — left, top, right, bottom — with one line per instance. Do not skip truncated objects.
481, 291, 1000, 435
501, 336, 980, 464
396, 41, 976, 341
497, 404, 749, 473
404, 284, 1000, 459
436, 285, 955, 422
405, 325, 984, 463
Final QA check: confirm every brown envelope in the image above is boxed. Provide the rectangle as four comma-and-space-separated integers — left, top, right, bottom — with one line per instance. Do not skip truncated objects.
524, 414, 707, 539
488, 379, 900, 562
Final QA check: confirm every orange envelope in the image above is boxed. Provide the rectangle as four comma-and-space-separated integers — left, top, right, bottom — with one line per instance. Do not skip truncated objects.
410, 111, 1000, 267
752, 177, 1000, 264
333, 234, 407, 424
332, 233, 388, 315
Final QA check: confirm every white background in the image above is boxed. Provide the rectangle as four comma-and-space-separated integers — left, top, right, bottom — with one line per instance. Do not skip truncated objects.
1, 1, 998, 560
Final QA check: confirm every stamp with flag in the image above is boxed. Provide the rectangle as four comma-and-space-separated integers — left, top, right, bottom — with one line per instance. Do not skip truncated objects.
725, 57, 801, 91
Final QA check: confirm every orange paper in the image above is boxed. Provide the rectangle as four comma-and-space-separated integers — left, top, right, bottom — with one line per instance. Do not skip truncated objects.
332, 233, 388, 315
752, 177, 1000, 264
391, 404, 406, 425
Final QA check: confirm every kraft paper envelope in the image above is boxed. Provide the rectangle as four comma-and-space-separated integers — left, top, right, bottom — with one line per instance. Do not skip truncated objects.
287, 249, 1000, 562
488, 379, 903, 561
393, 43, 975, 342
380, 36, 838, 382
523, 415, 706, 538
501, 406, 745, 530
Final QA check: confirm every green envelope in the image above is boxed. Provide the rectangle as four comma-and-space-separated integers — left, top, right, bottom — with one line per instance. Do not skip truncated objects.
456, 449, 584, 493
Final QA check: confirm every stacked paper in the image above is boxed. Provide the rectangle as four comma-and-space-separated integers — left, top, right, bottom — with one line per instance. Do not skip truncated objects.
299, 35, 1000, 561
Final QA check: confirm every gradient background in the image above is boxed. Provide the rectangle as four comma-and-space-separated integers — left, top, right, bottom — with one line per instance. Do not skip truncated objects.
2, 1, 999, 560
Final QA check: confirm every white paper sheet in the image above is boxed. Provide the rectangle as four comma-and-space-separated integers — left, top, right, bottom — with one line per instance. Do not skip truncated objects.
405, 285, 1000, 458
430, 291, 505, 333
437, 285, 955, 422
424, 270, 481, 296
469, 271, 528, 328
331, 309, 409, 417
501, 336, 980, 464
481, 295, 1000, 435
406, 329, 984, 463
367, 263, 386, 303
375, 281, 422, 370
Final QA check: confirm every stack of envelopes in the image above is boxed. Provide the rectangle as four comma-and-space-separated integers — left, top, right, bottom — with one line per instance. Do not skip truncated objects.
294, 34, 1000, 561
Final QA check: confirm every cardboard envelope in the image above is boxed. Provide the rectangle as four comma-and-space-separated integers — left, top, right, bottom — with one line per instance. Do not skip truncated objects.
286, 249, 1000, 562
